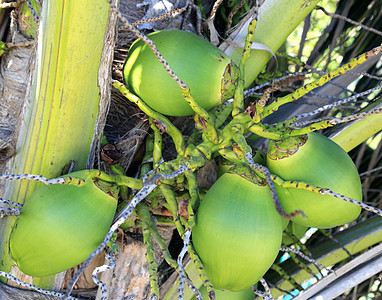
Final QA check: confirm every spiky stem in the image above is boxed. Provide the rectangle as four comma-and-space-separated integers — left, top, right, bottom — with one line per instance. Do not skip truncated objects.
178, 228, 191, 299
92, 251, 116, 300
288, 250, 318, 279
251, 285, 273, 300
0, 173, 65, 185
130, 7, 187, 27
245, 152, 304, 219
289, 107, 382, 134
0, 207, 21, 218
151, 119, 163, 167
181, 87, 219, 144
141, 214, 160, 298
184, 172, 199, 229
260, 278, 274, 300
280, 247, 333, 274
0, 272, 78, 299
283, 227, 324, 275
0, 198, 23, 208
136, 202, 161, 298
261, 45, 382, 118
159, 184, 185, 236
271, 174, 382, 216
294, 85, 382, 120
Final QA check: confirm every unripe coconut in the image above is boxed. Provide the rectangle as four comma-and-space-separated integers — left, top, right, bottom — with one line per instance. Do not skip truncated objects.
267, 132, 362, 229
123, 30, 240, 116
9, 170, 118, 277
192, 164, 282, 291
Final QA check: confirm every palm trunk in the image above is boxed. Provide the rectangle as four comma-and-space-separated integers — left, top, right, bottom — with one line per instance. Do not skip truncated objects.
0, 0, 117, 293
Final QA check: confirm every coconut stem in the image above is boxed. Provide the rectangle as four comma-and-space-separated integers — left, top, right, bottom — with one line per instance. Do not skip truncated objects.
260, 278, 274, 300
319, 189, 382, 217
93, 169, 143, 190
151, 119, 164, 167
0, 169, 143, 191
287, 249, 319, 279
0, 207, 21, 218
159, 184, 186, 235
0, 271, 79, 300
251, 285, 273, 300
232, 123, 252, 156
140, 137, 155, 177
146, 171, 212, 299
271, 174, 382, 217
294, 84, 382, 121
159, 173, 213, 299
178, 228, 191, 299
0, 173, 65, 185
130, 6, 187, 27
247, 122, 284, 140
140, 140, 202, 298
288, 107, 382, 135
210, 100, 235, 128
137, 203, 160, 299
184, 171, 199, 229
0, 198, 23, 208
92, 250, 116, 300
280, 247, 332, 274
245, 152, 304, 219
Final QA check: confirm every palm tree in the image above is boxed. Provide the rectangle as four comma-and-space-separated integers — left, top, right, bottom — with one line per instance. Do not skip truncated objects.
0, 0, 381, 299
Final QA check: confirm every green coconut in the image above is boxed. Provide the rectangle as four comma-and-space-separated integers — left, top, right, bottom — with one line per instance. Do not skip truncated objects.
192, 164, 282, 291
123, 30, 240, 116
267, 132, 362, 229
9, 170, 118, 277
